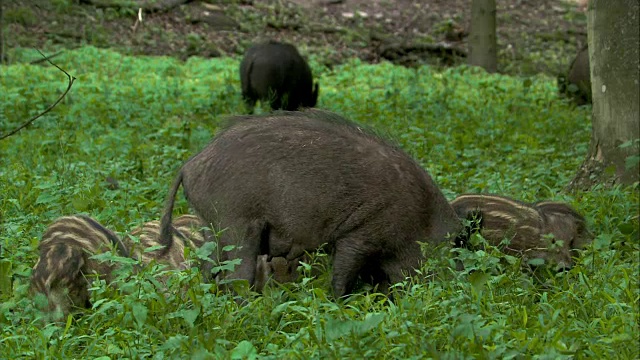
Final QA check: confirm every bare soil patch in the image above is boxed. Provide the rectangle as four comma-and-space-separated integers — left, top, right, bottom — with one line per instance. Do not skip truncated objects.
3, 0, 587, 75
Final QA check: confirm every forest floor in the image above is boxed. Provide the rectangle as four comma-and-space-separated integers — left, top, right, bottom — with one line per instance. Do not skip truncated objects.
4, 0, 588, 76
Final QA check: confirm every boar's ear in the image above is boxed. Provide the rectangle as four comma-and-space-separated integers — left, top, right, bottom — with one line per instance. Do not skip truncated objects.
311, 82, 319, 106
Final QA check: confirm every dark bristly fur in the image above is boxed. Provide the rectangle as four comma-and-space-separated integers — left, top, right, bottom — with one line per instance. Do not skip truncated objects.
159, 109, 462, 298
557, 45, 591, 105
451, 194, 593, 271
239, 41, 319, 112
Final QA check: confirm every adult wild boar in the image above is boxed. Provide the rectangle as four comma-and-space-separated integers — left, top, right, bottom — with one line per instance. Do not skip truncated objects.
557, 45, 591, 105
159, 109, 462, 298
239, 41, 319, 112
451, 194, 593, 271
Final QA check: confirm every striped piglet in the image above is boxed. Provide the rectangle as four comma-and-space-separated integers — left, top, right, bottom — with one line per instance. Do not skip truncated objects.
451, 194, 593, 271
30, 214, 209, 319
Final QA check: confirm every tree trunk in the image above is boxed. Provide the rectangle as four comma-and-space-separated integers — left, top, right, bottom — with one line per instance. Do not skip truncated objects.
568, 0, 640, 190
0, 0, 4, 63
468, 0, 497, 73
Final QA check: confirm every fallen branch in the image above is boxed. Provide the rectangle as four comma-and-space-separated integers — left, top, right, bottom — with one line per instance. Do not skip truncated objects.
380, 41, 467, 60
0, 50, 76, 141
378, 41, 467, 67
80, 0, 191, 13
43, 30, 85, 41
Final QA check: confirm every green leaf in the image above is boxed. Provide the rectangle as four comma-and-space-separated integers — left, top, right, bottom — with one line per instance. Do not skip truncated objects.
0, 260, 12, 297
160, 334, 189, 350
625, 155, 639, 171
618, 139, 638, 149
212, 258, 242, 274
324, 316, 355, 342
594, 234, 612, 250
71, 197, 91, 211
231, 340, 258, 360
618, 222, 636, 235
195, 242, 217, 260
504, 254, 518, 265
527, 258, 546, 267
360, 312, 385, 333
158, 335, 189, 352
180, 308, 200, 328
324, 313, 385, 342
191, 348, 215, 360
271, 301, 298, 317
222, 245, 237, 252
106, 344, 123, 355
452, 314, 477, 340
468, 270, 490, 291
143, 245, 166, 253
90, 252, 138, 265
35, 192, 58, 205
132, 302, 148, 327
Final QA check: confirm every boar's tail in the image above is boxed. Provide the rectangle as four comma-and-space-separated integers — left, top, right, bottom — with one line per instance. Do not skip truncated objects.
159, 171, 184, 253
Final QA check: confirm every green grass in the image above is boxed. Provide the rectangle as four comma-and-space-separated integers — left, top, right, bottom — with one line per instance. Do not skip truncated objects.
1, 46, 638, 358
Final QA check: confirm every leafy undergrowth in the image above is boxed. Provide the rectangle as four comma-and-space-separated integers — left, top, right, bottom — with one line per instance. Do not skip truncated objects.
1, 47, 638, 358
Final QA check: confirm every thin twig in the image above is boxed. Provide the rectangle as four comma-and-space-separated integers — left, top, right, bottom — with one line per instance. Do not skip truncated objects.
29, 46, 82, 65
29, 50, 65, 65
108, 8, 143, 79
0, 49, 76, 140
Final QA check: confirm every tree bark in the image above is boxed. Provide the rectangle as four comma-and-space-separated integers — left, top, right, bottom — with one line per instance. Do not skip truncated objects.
468, 0, 497, 73
568, 0, 640, 189
0, 0, 4, 63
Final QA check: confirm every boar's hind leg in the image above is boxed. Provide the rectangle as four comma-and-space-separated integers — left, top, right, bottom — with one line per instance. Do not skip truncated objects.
216, 219, 266, 288
381, 259, 417, 293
